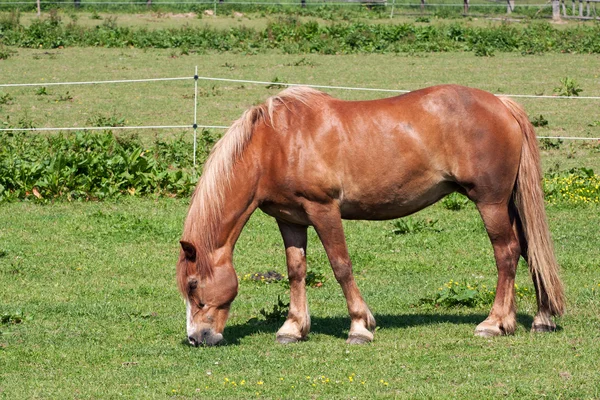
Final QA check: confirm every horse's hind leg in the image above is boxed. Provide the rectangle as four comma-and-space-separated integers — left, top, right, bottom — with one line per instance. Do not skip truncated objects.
475, 202, 521, 337
276, 221, 311, 344
304, 203, 376, 344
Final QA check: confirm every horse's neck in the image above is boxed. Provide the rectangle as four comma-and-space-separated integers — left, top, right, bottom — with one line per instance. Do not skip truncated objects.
204, 159, 259, 258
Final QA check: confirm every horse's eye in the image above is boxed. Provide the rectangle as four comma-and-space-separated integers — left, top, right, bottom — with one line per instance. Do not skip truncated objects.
188, 279, 198, 292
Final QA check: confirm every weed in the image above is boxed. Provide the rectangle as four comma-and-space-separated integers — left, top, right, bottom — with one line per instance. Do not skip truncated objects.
588, 120, 600, 127
539, 138, 563, 150
90, 10, 102, 20
87, 112, 125, 127
305, 267, 327, 288
544, 167, 600, 205
266, 77, 286, 89
286, 57, 315, 67
198, 85, 222, 97
391, 218, 441, 235
0, 92, 13, 105
259, 296, 289, 322
417, 280, 535, 309
1, 310, 29, 325
242, 271, 284, 284
441, 192, 469, 211
531, 114, 548, 128
35, 87, 48, 96
56, 91, 73, 102
0, 131, 197, 202
474, 44, 495, 57
553, 77, 583, 97
0, 45, 16, 60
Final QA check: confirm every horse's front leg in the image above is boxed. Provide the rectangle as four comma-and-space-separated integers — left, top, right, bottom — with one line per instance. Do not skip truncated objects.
304, 203, 376, 344
276, 220, 311, 344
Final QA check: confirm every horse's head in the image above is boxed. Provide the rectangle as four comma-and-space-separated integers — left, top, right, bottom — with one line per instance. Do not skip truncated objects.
178, 240, 238, 346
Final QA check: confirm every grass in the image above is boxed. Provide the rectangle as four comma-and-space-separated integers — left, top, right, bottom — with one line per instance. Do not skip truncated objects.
1, 48, 599, 172
1, 22, 600, 397
1, 199, 599, 398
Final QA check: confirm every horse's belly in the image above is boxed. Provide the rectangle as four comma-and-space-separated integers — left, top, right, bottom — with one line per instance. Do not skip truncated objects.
339, 179, 456, 221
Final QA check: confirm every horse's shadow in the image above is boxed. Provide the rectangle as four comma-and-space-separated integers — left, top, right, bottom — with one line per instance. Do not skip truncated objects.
210, 312, 539, 346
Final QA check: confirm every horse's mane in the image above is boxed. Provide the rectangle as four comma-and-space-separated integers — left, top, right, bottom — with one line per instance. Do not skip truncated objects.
178, 86, 329, 292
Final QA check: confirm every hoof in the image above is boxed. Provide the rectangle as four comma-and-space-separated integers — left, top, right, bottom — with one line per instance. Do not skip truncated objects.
276, 334, 303, 344
346, 333, 373, 345
474, 328, 502, 338
531, 323, 556, 333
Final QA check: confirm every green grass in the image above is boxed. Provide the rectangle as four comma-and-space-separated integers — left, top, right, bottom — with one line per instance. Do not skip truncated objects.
1, 48, 599, 172
1, 26, 600, 398
1, 199, 599, 398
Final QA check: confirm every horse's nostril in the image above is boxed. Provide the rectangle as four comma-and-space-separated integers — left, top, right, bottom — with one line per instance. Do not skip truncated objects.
188, 336, 199, 347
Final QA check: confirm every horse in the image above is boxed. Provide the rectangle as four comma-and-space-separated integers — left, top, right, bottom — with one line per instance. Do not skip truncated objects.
177, 84, 565, 346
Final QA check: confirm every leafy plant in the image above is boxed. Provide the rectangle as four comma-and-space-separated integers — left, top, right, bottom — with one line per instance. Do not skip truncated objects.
86, 112, 125, 127
474, 43, 495, 57
0, 45, 16, 60
530, 114, 548, 128
266, 77, 286, 89
1, 310, 29, 325
56, 91, 73, 102
543, 167, 600, 205
0, 131, 198, 202
259, 296, 289, 322
305, 267, 327, 288
553, 77, 583, 97
0, 92, 13, 105
241, 270, 284, 284
442, 192, 469, 211
539, 138, 563, 150
391, 218, 441, 235
417, 280, 534, 309
35, 87, 48, 96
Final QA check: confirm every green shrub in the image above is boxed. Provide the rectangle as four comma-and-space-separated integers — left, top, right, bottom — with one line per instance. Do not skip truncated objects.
0, 131, 199, 202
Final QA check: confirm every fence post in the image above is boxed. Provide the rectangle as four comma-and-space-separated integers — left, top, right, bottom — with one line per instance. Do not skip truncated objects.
390, 0, 395, 18
552, 0, 561, 19
420, 0, 425, 12
193, 66, 199, 176
37, 0, 41, 16
463, 0, 469, 14
506, 0, 514, 13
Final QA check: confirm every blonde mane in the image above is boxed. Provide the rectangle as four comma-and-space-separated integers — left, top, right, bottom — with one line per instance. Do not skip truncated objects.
178, 86, 329, 289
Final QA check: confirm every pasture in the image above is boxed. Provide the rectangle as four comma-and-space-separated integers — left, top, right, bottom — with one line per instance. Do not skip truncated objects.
1, 12, 600, 398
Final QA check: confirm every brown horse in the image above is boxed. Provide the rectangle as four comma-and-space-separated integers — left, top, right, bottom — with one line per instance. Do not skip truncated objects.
177, 85, 565, 346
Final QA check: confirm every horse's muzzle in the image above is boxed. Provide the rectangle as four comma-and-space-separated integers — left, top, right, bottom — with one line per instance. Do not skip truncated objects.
188, 330, 224, 347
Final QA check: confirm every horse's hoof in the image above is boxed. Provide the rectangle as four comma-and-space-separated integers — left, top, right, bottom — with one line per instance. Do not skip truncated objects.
346, 334, 373, 345
531, 323, 556, 333
474, 328, 501, 338
276, 334, 302, 344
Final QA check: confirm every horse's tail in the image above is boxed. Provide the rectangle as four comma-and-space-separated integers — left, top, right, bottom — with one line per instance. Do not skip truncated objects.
499, 96, 565, 316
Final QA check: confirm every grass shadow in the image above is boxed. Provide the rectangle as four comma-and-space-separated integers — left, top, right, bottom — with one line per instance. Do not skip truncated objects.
214, 311, 542, 346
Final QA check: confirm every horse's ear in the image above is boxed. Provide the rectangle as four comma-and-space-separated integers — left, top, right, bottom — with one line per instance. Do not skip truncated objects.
180, 241, 196, 261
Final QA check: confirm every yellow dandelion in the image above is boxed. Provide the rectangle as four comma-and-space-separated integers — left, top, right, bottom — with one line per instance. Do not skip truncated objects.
257, 381, 264, 385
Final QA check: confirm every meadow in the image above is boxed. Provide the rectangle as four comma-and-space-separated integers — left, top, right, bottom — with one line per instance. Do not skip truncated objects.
1, 8, 600, 399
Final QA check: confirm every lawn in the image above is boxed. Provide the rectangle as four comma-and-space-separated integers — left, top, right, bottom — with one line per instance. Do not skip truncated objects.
1, 48, 599, 172
1, 198, 599, 398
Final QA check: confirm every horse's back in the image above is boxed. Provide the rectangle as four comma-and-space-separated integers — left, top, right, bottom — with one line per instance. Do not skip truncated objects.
255, 85, 523, 221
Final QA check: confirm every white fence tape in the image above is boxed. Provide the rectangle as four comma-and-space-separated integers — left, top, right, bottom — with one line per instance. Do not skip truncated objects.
1, 73, 599, 143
